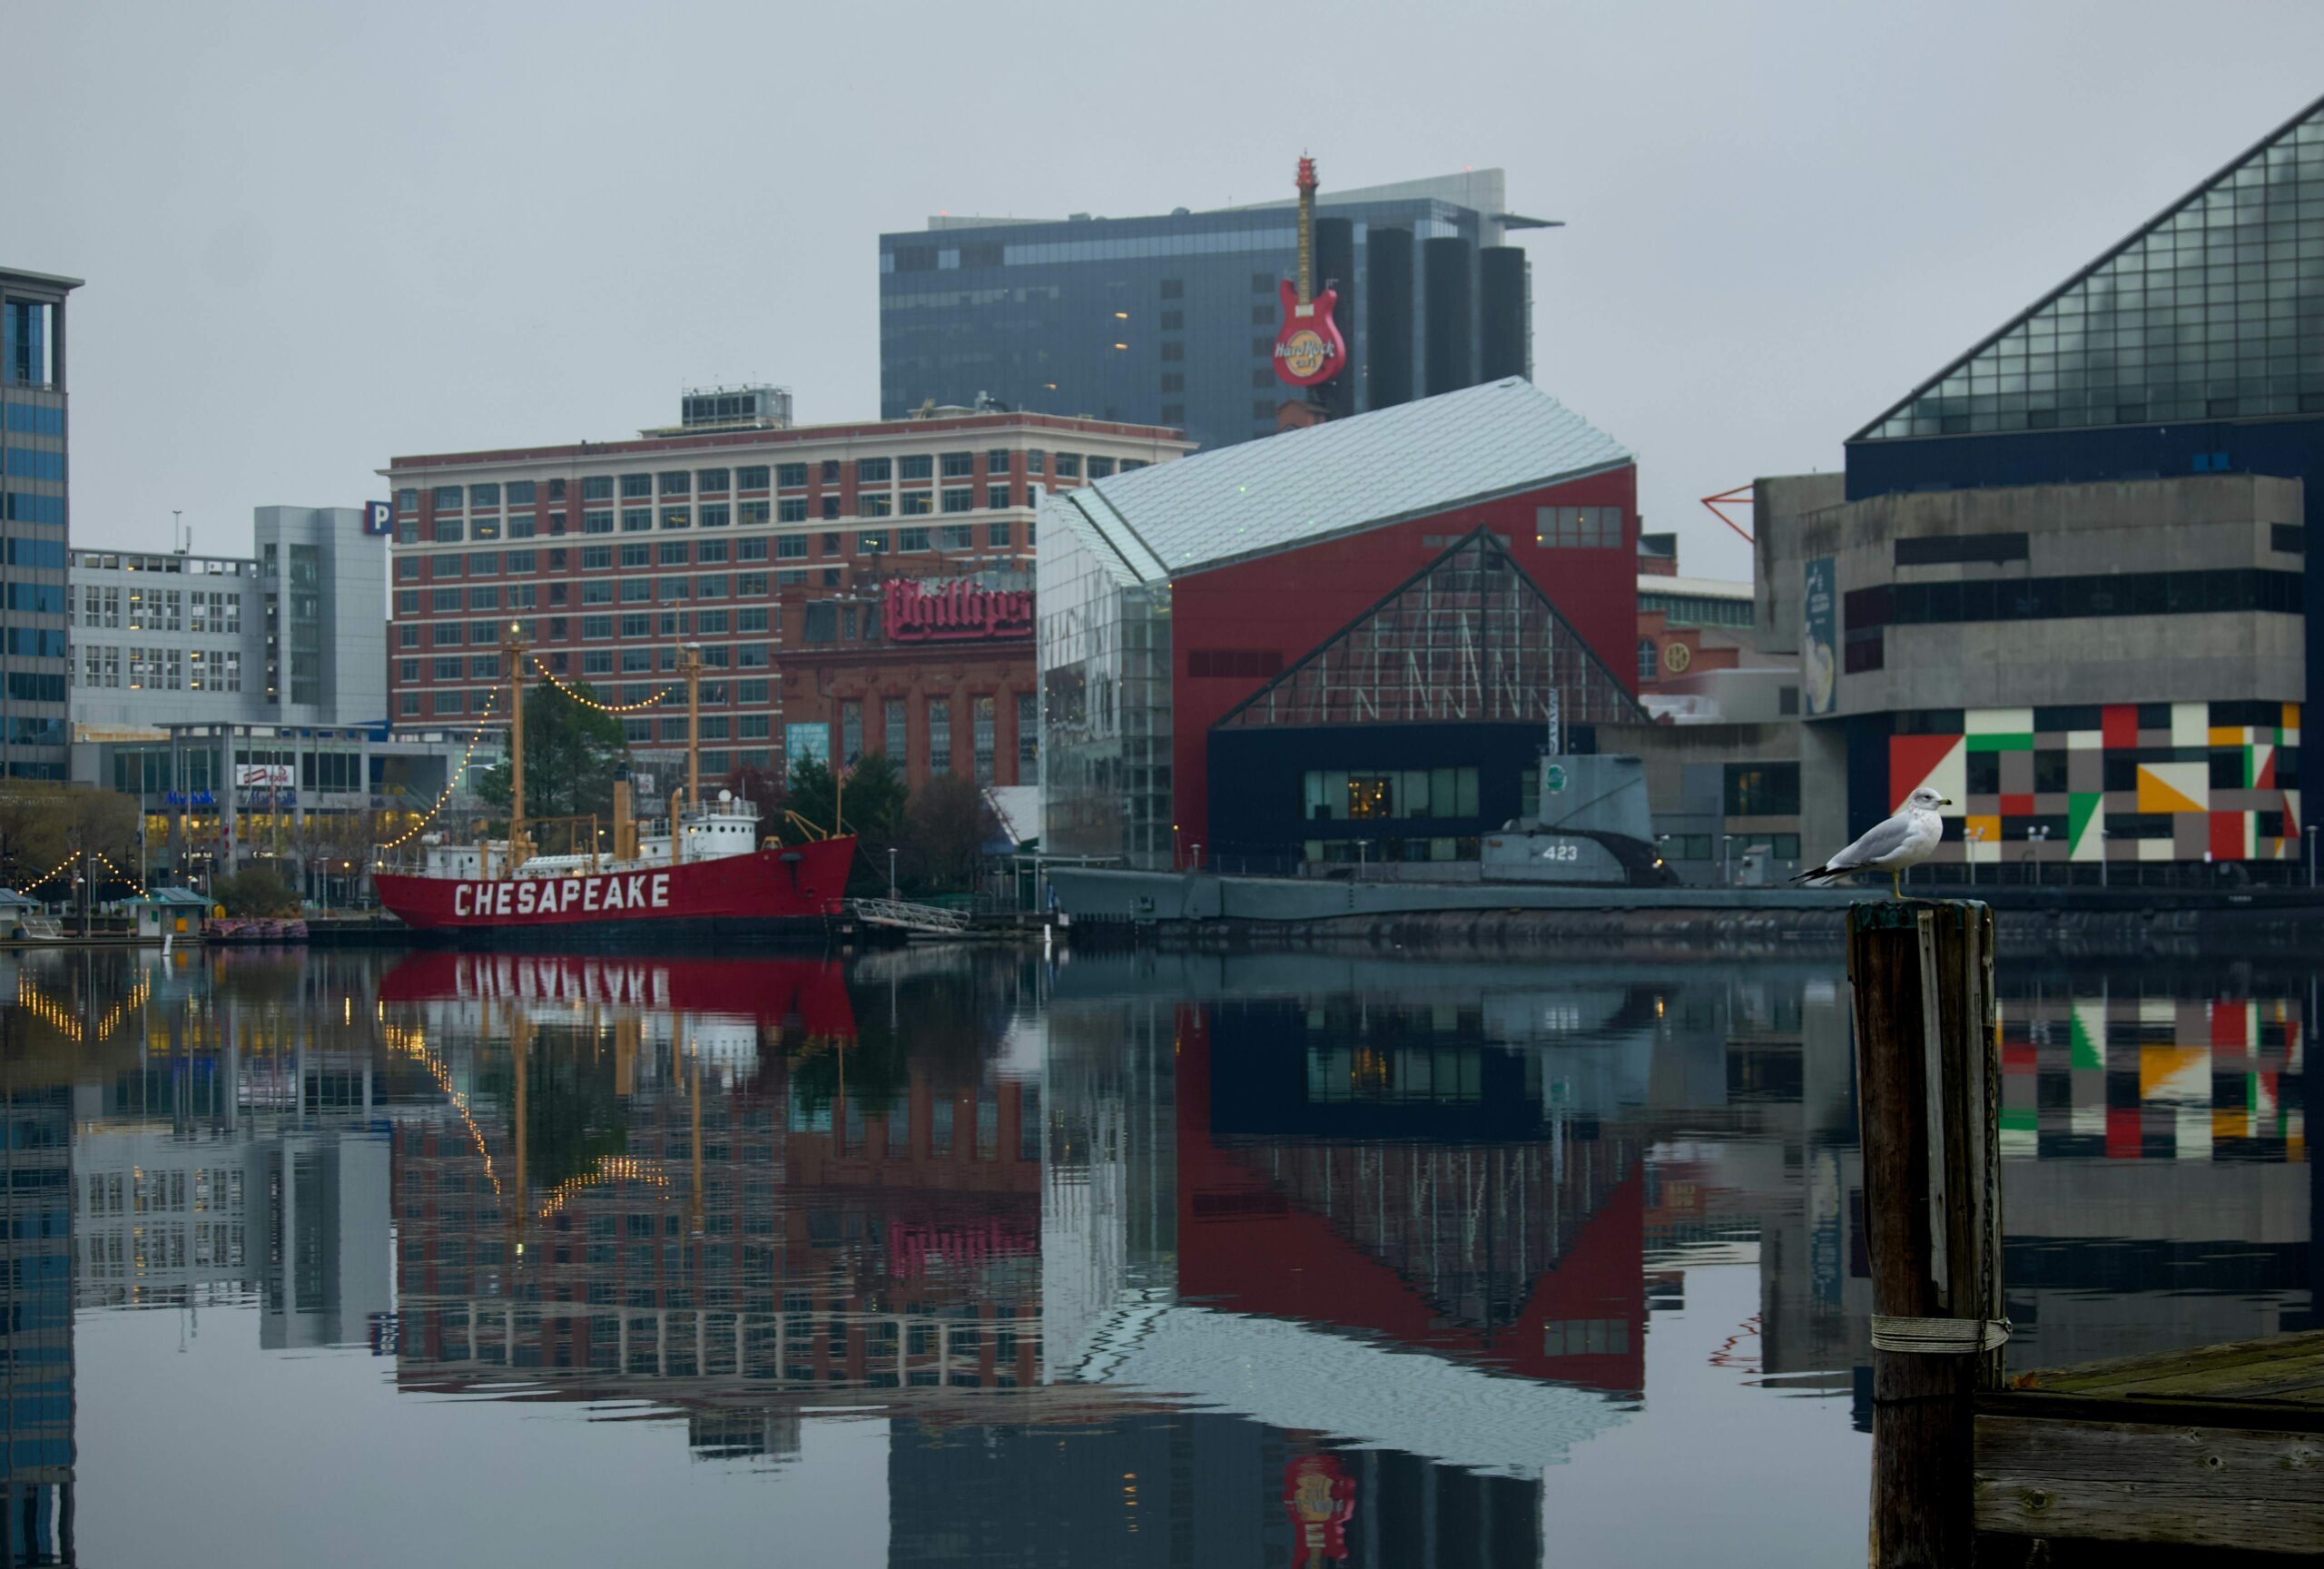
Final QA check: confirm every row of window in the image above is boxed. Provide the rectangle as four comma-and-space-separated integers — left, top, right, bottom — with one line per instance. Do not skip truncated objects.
396, 524, 1020, 584
1892, 700, 2292, 735
71, 587, 242, 634
1846, 568, 2305, 632
399, 451, 1140, 512
411, 502, 1027, 545
1302, 768, 1482, 822
1957, 745, 2303, 794
70, 646, 243, 693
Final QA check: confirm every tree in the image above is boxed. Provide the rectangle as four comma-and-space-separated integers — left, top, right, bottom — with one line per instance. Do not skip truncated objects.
783, 755, 910, 895
474, 678, 630, 825
0, 783, 141, 893
212, 863, 300, 917
901, 773, 995, 895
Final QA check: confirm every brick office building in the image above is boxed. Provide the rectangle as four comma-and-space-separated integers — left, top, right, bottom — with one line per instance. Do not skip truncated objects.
382, 397, 1190, 789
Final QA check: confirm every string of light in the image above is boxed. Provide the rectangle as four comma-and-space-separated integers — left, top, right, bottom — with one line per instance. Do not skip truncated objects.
16, 852, 79, 892
526, 654, 675, 714
378, 687, 500, 854
94, 850, 146, 898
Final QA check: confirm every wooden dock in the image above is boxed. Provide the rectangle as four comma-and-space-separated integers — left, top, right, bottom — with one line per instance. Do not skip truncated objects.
1847, 900, 2320, 1564
1975, 1330, 2324, 1557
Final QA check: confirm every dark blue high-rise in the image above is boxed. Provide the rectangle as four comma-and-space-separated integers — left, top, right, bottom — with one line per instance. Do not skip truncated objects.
879, 171, 1554, 452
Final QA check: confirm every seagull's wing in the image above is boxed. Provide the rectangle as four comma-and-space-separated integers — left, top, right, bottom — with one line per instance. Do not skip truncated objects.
1826, 813, 1917, 871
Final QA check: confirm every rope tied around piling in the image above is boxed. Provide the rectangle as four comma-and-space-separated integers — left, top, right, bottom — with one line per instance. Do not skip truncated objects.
1870, 1314, 2012, 1355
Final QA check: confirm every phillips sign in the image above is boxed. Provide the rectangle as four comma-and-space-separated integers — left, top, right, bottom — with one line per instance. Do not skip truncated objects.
884, 578, 1032, 643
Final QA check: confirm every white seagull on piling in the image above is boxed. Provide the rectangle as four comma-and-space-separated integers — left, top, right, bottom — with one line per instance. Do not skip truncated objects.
1792, 785, 1954, 900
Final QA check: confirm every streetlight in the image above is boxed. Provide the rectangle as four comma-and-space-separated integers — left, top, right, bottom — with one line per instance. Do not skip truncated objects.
1964, 824, 1985, 887
2026, 824, 2051, 886
1720, 834, 1738, 886
2098, 826, 2110, 890
2309, 823, 2318, 890
887, 844, 899, 902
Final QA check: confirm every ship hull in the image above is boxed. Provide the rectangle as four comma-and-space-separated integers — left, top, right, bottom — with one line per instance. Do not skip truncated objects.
374, 837, 855, 949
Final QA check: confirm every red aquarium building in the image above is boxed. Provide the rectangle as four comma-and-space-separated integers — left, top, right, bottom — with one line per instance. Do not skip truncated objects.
1037, 378, 1649, 870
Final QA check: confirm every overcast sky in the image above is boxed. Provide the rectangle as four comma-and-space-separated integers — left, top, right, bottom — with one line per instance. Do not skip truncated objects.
15, 0, 2324, 581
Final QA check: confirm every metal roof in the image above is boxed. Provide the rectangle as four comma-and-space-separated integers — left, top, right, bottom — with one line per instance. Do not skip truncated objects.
1041, 378, 1632, 584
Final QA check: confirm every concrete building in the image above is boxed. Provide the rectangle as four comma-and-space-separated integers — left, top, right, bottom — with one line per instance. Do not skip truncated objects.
881, 170, 1553, 453
383, 398, 1191, 793
1039, 379, 1647, 872
1, 266, 80, 782
69, 506, 387, 731
1760, 92, 2324, 883
65, 508, 462, 887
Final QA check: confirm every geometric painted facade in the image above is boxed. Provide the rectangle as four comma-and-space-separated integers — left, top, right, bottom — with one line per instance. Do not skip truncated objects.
1998, 991, 2306, 1164
1890, 701, 2302, 863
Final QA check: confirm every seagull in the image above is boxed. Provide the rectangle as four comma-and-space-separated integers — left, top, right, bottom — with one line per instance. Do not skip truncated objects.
1793, 785, 1953, 899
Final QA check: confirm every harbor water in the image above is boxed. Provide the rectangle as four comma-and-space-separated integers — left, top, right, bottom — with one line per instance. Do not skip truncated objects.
0, 943, 2309, 1566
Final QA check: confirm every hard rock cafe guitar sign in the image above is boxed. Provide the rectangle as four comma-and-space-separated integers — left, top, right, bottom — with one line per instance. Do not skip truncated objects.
1272, 155, 1347, 390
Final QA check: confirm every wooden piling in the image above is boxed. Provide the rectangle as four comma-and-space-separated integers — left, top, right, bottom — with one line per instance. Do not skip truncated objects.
1846, 900, 2004, 1569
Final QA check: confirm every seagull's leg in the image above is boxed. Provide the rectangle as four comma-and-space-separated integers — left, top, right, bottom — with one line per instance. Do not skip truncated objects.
1891, 868, 1901, 900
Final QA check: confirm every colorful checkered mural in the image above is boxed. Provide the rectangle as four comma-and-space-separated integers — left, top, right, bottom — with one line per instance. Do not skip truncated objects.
1889, 702, 2301, 863
1997, 991, 2305, 1162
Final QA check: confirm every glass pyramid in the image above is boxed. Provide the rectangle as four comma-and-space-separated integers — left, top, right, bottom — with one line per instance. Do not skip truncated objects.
1856, 95, 2324, 441
1213, 528, 1648, 732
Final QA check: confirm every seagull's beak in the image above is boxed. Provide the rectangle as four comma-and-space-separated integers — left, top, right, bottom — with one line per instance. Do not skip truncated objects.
1939, 797, 1955, 807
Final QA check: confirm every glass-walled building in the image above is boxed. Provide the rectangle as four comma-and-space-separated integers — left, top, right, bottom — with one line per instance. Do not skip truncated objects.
0, 266, 81, 781
881, 170, 1553, 454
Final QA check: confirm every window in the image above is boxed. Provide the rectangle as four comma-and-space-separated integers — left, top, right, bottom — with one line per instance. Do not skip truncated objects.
400, 691, 420, 715
433, 656, 464, 680
840, 701, 862, 764
580, 649, 612, 675
582, 476, 615, 501
940, 451, 974, 479
884, 699, 908, 765
397, 488, 419, 513
901, 492, 931, 517
1018, 691, 1038, 768
821, 495, 841, 520
658, 471, 690, 497
658, 540, 689, 566
1638, 639, 1659, 684
1161, 278, 1184, 300
860, 494, 891, 518
1536, 506, 1624, 548
740, 713, 771, 739
1026, 449, 1046, 475
468, 586, 500, 611
584, 508, 614, 534
432, 587, 462, 612
696, 609, 729, 634
929, 698, 951, 773
940, 524, 973, 551
900, 528, 931, 552
739, 538, 769, 562
620, 542, 650, 568
857, 457, 891, 484
739, 465, 772, 489
696, 468, 729, 493
695, 539, 728, 565
1087, 457, 1115, 479
941, 488, 973, 514
739, 678, 770, 704
856, 531, 888, 554
777, 534, 807, 559
1723, 763, 1800, 817
738, 572, 769, 595
581, 545, 613, 570
972, 695, 996, 784
984, 449, 1010, 473
657, 577, 688, 601
436, 690, 465, 715
582, 615, 613, 638
505, 549, 535, 573
895, 454, 931, 481
662, 507, 690, 529
622, 508, 652, 532
775, 463, 806, 488
620, 474, 651, 498
1053, 453, 1080, 478
395, 589, 419, 616
432, 486, 464, 510
621, 579, 653, 602
433, 518, 464, 543
777, 498, 806, 523
987, 486, 1009, 512
697, 574, 728, 597
988, 520, 1012, 548
699, 503, 729, 528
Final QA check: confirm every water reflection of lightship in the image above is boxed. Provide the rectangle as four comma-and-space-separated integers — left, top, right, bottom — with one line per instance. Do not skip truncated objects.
373, 628, 855, 947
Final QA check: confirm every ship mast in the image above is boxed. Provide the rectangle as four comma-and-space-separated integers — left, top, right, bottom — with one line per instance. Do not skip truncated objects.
681, 642, 703, 810
503, 621, 528, 875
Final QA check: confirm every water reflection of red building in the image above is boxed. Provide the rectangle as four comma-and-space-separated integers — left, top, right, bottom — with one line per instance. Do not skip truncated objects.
1176, 1002, 1649, 1396
377, 953, 1050, 1428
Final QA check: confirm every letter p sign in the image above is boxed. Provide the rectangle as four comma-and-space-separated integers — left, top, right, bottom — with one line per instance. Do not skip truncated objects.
363, 501, 394, 537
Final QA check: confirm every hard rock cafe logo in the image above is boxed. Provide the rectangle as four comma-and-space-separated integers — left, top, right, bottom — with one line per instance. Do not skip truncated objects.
1281, 1455, 1355, 1563
1275, 328, 1335, 382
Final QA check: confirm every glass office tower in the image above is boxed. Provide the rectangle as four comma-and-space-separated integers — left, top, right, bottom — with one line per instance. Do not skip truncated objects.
0, 268, 81, 781
881, 171, 1551, 453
